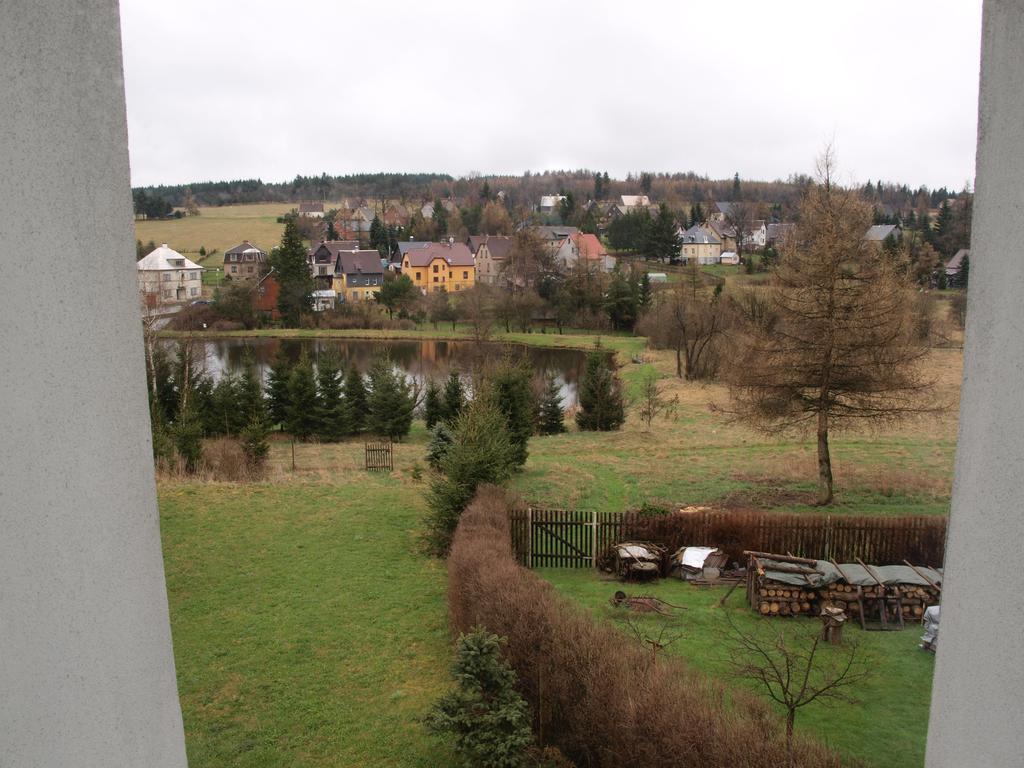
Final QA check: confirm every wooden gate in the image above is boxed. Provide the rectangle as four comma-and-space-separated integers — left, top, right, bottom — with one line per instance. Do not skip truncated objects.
509, 508, 624, 568
364, 441, 393, 472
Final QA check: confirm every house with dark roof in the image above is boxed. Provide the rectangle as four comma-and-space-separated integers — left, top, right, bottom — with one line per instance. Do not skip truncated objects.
401, 241, 475, 293
532, 225, 579, 243
766, 222, 796, 248
333, 249, 385, 303
223, 240, 267, 281
298, 201, 324, 218
308, 240, 360, 287
946, 248, 970, 278
469, 235, 513, 285
710, 201, 734, 222
680, 225, 722, 265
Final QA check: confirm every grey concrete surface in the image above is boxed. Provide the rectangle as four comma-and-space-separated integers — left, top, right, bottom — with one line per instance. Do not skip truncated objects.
0, 2, 188, 766
926, 2, 1024, 766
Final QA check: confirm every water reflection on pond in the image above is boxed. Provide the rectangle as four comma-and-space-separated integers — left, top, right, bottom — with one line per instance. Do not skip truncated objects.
164, 337, 590, 405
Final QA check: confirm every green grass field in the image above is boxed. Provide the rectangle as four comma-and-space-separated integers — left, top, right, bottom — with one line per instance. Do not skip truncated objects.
541, 570, 935, 768
160, 446, 454, 768
158, 329, 959, 766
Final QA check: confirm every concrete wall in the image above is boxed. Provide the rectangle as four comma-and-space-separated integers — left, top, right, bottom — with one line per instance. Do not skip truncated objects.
926, 1, 1024, 765
0, 3, 188, 767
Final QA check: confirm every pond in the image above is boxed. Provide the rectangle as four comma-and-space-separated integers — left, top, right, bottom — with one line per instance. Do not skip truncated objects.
162, 337, 591, 405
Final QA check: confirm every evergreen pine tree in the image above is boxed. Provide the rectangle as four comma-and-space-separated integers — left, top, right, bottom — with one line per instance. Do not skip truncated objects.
210, 373, 243, 436
236, 355, 268, 424
171, 399, 204, 473
268, 216, 314, 326
315, 351, 348, 441
425, 629, 534, 768
366, 358, 415, 440
441, 371, 465, 424
286, 351, 319, 441
639, 271, 652, 309
644, 203, 681, 264
342, 364, 368, 434
149, 401, 176, 467
957, 254, 970, 289
536, 375, 566, 435
604, 271, 640, 331
266, 347, 293, 428
575, 350, 625, 431
240, 412, 270, 471
150, 343, 178, 422
426, 422, 454, 470
424, 379, 443, 429
483, 359, 535, 470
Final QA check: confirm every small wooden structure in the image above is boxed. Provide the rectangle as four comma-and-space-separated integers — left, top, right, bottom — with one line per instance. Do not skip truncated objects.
364, 440, 393, 472
745, 551, 823, 617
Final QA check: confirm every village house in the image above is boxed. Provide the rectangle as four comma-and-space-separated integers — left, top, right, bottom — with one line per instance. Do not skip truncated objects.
766, 222, 796, 248
252, 269, 280, 320
469, 235, 513, 286
337, 207, 374, 239
553, 232, 616, 272
298, 201, 324, 218
383, 203, 410, 228
311, 289, 336, 312
679, 225, 722, 265
946, 248, 970, 279
706, 219, 738, 252
745, 219, 767, 249
333, 250, 385, 303
619, 194, 650, 209
864, 223, 902, 245
401, 241, 475, 293
539, 194, 566, 213
308, 239, 359, 288
136, 243, 203, 305
709, 201, 733, 222
532, 225, 579, 243
222, 240, 267, 281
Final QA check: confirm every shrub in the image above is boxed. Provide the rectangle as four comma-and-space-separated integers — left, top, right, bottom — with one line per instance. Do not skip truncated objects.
201, 436, 252, 481
482, 358, 535, 469
447, 486, 844, 768
171, 400, 204, 472
426, 628, 534, 768
240, 414, 270, 471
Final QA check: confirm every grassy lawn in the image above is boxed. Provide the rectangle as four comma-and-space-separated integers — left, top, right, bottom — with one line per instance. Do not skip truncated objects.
157, 332, 959, 765
510, 345, 960, 517
541, 569, 934, 768
159, 432, 454, 768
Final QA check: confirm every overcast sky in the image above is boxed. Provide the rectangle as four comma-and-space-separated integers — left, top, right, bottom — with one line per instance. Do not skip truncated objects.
120, 0, 983, 191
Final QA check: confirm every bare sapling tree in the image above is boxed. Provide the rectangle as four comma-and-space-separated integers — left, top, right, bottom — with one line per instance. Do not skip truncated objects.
634, 368, 679, 430
619, 612, 684, 666
725, 199, 755, 265
457, 284, 495, 343
724, 149, 935, 504
726, 613, 869, 767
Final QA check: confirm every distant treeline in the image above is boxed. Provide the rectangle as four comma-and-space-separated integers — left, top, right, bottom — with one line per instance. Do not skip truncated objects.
136, 172, 455, 208
133, 168, 970, 223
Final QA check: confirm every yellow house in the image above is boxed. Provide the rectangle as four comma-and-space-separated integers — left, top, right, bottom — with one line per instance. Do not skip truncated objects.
330, 249, 385, 303
402, 241, 475, 293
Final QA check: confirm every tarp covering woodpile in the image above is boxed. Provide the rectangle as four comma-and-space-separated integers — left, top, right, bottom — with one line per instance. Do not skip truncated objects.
746, 551, 941, 622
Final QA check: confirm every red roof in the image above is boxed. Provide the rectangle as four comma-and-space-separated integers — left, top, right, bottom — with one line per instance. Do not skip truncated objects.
572, 233, 608, 260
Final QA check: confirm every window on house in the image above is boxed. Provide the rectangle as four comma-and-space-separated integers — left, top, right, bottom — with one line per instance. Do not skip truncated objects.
433, 276, 439, 283
163, 290, 172, 298
230, 265, 237, 273
162, 273, 171, 281
415, 271, 421, 280
433, 264, 439, 273
246, 266, 253, 273
190, 288, 198, 296
463, 271, 468, 279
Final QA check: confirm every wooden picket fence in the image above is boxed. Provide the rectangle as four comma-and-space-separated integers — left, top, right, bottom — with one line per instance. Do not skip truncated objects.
364, 440, 393, 472
508, 508, 948, 569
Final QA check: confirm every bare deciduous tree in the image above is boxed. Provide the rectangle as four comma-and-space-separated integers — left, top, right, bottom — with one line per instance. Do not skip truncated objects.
726, 614, 869, 767
724, 150, 935, 504
456, 284, 495, 343
639, 281, 729, 380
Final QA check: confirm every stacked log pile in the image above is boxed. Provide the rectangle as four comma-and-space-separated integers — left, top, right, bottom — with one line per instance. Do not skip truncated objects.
755, 584, 817, 616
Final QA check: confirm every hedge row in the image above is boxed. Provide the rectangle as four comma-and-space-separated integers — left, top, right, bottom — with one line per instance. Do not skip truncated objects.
447, 486, 846, 767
